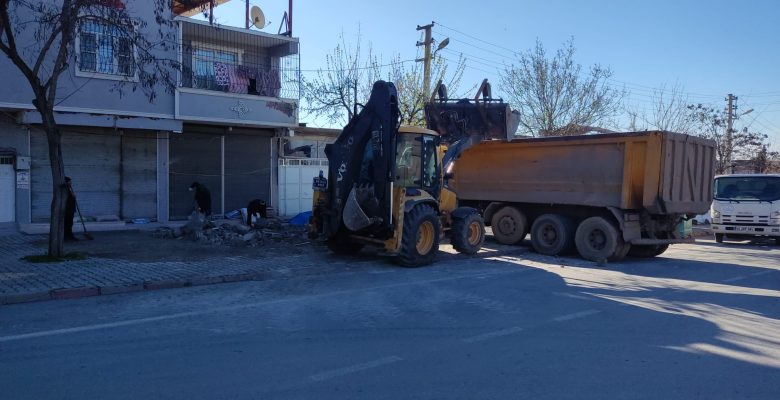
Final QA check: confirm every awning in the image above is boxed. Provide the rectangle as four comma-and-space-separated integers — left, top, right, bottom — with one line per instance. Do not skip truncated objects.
173, 0, 232, 17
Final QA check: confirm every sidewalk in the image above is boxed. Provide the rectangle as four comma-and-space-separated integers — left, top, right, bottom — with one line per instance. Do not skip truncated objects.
0, 231, 330, 306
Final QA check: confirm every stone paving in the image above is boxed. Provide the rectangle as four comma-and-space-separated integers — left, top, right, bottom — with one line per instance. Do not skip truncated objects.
0, 233, 329, 305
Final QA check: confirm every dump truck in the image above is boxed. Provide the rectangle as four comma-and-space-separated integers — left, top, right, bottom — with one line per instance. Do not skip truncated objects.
442, 131, 717, 261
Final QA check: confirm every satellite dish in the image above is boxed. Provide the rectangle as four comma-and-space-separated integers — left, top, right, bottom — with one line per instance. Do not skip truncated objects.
250, 6, 266, 30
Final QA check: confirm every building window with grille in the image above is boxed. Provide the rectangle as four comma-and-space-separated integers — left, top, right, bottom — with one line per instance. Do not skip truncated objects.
191, 44, 240, 91
76, 19, 136, 80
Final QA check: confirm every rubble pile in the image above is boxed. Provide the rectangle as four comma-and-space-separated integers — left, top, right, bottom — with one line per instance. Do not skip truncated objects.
153, 213, 308, 247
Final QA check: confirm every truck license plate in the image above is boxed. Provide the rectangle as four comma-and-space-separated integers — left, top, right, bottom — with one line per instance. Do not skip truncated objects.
312, 176, 328, 190
736, 226, 750, 232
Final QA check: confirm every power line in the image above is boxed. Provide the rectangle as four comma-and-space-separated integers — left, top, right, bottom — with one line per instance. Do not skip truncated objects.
434, 21, 518, 56
433, 30, 515, 61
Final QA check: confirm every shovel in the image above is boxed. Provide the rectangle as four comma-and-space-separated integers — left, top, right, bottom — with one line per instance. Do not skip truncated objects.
73, 196, 94, 241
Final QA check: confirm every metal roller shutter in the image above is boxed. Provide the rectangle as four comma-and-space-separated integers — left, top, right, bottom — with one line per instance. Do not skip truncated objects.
224, 132, 272, 213
169, 131, 222, 220
121, 130, 157, 219
31, 128, 120, 222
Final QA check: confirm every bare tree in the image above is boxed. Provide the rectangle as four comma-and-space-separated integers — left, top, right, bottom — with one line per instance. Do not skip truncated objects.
688, 104, 774, 174
624, 83, 696, 134
389, 53, 467, 126
0, 0, 185, 257
300, 29, 381, 125
648, 83, 695, 133
499, 38, 623, 137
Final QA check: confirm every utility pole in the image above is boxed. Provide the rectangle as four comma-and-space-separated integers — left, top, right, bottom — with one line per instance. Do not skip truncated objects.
416, 22, 434, 101
725, 94, 737, 173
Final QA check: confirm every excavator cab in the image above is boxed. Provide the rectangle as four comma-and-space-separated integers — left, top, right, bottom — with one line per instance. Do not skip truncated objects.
309, 81, 487, 266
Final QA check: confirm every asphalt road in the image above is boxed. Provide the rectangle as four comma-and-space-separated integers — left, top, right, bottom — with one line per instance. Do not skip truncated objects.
1, 239, 779, 400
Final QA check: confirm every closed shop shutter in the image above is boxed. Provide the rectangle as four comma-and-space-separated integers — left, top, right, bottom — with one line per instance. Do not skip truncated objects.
121, 131, 157, 219
224, 131, 272, 213
31, 129, 120, 222
169, 131, 221, 220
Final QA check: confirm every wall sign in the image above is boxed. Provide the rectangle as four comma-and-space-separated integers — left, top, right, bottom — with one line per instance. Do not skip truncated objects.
16, 170, 29, 189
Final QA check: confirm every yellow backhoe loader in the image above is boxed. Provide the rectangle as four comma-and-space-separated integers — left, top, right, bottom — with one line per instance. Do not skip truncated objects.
309, 79, 518, 267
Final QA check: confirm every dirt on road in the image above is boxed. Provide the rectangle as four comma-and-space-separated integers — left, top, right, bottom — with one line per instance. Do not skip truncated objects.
30, 229, 325, 263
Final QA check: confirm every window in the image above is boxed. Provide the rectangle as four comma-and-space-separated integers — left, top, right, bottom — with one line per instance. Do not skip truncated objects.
395, 134, 422, 188
714, 176, 780, 202
421, 135, 438, 190
192, 46, 239, 90
77, 19, 135, 78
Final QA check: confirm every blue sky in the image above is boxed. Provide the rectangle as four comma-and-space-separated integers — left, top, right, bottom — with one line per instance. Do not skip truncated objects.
206, 0, 780, 145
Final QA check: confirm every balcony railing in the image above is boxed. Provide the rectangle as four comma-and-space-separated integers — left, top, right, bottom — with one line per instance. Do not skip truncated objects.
177, 17, 300, 100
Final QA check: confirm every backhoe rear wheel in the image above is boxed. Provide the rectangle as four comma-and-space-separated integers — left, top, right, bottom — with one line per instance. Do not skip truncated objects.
451, 209, 485, 254
397, 204, 441, 267
490, 206, 528, 245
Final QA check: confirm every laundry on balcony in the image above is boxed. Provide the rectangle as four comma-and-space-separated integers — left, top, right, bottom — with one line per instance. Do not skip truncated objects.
213, 62, 282, 97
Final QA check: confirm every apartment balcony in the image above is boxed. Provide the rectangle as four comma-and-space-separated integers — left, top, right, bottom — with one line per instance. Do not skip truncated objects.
175, 17, 300, 128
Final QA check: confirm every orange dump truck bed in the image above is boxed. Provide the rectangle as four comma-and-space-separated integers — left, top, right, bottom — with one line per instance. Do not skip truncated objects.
451, 131, 716, 215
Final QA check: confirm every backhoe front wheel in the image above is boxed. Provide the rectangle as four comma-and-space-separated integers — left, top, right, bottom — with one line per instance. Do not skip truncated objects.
451, 209, 485, 254
397, 204, 441, 267
326, 231, 364, 255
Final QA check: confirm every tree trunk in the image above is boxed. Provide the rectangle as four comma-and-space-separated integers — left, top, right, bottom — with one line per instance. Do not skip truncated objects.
40, 109, 66, 257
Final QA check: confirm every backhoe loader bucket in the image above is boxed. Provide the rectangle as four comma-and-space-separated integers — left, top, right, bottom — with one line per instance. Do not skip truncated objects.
343, 187, 373, 232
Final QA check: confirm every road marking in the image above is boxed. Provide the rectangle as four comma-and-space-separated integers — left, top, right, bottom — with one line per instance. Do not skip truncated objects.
309, 356, 403, 382
0, 311, 203, 343
552, 292, 595, 301
0, 269, 527, 343
722, 269, 774, 283
551, 309, 601, 322
462, 326, 524, 343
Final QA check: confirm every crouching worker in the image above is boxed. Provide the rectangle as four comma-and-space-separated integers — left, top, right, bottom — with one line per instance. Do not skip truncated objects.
246, 199, 267, 227
189, 182, 212, 216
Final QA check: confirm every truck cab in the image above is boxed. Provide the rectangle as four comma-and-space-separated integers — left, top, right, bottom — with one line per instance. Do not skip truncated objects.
711, 174, 780, 244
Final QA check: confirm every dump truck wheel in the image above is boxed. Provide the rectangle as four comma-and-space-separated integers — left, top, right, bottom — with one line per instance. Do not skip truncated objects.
490, 206, 528, 245
628, 244, 669, 258
575, 217, 623, 262
715, 233, 724, 243
530, 214, 575, 256
610, 242, 632, 261
451, 210, 485, 255
397, 204, 440, 267
326, 231, 364, 255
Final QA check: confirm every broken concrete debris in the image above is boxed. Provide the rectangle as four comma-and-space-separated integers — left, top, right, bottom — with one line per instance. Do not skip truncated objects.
153, 214, 306, 247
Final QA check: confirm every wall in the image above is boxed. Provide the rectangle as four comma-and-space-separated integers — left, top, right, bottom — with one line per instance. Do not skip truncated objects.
0, 0, 177, 118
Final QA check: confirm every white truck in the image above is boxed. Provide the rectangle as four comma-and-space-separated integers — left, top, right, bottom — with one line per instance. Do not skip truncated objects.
711, 174, 780, 244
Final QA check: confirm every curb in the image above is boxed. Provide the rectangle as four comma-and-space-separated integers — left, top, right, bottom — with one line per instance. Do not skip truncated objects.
0, 272, 267, 306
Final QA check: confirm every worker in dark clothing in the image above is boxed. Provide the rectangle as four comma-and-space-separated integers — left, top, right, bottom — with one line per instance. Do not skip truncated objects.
189, 182, 212, 216
64, 176, 77, 241
246, 199, 267, 227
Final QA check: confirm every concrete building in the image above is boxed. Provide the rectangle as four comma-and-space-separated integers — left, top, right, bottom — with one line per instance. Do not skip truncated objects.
0, 0, 301, 232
